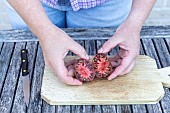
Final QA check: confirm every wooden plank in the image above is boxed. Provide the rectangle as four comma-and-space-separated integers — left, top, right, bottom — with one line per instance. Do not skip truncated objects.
0, 42, 3, 55
152, 38, 170, 113
142, 39, 161, 68
56, 105, 71, 113
0, 42, 15, 95
153, 39, 170, 67
94, 105, 102, 113
130, 41, 147, 113
85, 40, 96, 55
101, 105, 116, 113
0, 29, 38, 42
146, 104, 162, 113
42, 101, 56, 113
164, 38, 170, 53
140, 41, 145, 55
27, 45, 44, 113
1, 26, 170, 42
131, 105, 147, 113
116, 105, 132, 113
0, 42, 26, 113
71, 105, 83, 113
11, 42, 38, 113
142, 39, 163, 113
82, 105, 92, 113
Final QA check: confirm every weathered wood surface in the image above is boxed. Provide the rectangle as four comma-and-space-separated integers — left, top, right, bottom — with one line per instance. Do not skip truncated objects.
0, 42, 26, 113
142, 39, 164, 113
153, 38, 170, 113
11, 42, 38, 113
1, 26, 170, 42
0, 42, 3, 54
0, 27, 170, 113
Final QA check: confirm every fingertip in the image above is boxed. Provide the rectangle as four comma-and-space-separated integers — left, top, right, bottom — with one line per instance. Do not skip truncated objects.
71, 78, 83, 85
107, 73, 118, 80
75, 80, 83, 85
67, 68, 74, 76
79, 82, 83, 85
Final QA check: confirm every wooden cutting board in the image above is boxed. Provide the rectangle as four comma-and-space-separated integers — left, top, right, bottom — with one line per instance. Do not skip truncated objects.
41, 55, 170, 105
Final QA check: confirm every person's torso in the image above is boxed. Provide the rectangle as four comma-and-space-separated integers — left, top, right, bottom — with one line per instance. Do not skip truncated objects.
41, 0, 111, 11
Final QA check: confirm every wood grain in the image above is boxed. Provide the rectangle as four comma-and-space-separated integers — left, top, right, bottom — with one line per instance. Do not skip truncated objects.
152, 38, 170, 113
141, 39, 163, 113
41, 55, 168, 105
0, 27, 170, 112
11, 42, 38, 113
0, 42, 3, 55
0, 42, 14, 94
1, 26, 170, 42
27, 45, 44, 113
0, 42, 25, 113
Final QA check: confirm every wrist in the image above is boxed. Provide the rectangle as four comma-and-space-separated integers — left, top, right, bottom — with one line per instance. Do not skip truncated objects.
36, 23, 61, 43
124, 16, 143, 33
35, 22, 54, 38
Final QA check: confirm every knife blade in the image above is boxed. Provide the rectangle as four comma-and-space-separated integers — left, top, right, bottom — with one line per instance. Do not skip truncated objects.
21, 49, 30, 107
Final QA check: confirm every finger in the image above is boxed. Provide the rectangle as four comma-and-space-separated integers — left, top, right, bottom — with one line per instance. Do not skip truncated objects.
68, 68, 75, 76
110, 61, 120, 68
117, 59, 122, 65
55, 60, 82, 85
119, 61, 135, 76
118, 49, 128, 58
111, 58, 122, 68
68, 65, 74, 70
108, 49, 126, 61
65, 76, 83, 85
59, 73, 83, 85
69, 41, 89, 59
108, 55, 133, 80
98, 36, 121, 53
109, 55, 121, 62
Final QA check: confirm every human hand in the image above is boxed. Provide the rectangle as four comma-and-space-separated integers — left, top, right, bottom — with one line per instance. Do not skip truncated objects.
98, 19, 141, 80
39, 25, 89, 85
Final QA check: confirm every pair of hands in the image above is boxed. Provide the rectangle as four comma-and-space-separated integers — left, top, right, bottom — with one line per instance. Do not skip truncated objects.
40, 20, 141, 85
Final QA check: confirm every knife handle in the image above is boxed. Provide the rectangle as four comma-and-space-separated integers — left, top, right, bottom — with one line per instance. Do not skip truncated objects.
21, 49, 29, 76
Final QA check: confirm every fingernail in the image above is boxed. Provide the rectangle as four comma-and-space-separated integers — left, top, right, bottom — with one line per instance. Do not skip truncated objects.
98, 48, 103, 53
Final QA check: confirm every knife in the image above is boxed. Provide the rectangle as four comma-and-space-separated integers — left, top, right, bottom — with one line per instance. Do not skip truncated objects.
21, 49, 30, 107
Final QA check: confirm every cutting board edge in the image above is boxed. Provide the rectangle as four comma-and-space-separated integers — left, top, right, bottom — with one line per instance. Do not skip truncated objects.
158, 67, 170, 88
41, 91, 165, 105
41, 55, 166, 105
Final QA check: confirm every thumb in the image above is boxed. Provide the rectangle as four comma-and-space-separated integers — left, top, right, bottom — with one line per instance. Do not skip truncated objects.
69, 41, 89, 59
98, 37, 120, 53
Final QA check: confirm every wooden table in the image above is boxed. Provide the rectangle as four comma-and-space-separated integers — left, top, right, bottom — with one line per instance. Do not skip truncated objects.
0, 26, 170, 113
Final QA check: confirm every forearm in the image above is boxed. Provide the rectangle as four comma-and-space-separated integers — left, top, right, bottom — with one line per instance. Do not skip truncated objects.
7, 0, 55, 39
126, 0, 156, 30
